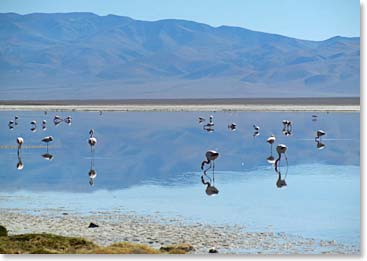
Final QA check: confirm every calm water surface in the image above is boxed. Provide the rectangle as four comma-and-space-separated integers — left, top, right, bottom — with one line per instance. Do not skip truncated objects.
0, 111, 360, 247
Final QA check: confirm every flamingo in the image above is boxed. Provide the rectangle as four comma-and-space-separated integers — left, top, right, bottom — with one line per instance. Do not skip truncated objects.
53, 115, 63, 126
42, 136, 53, 149
275, 144, 287, 172
64, 116, 72, 125
8, 120, 14, 129
30, 120, 37, 132
200, 150, 219, 196
16, 137, 23, 154
203, 115, 214, 131
274, 144, 288, 188
16, 137, 24, 170
266, 135, 276, 145
315, 130, 326, 141
198, 117, 205, 124
228, 123, 236, 131
88, 129, 97, 151
201, 150, 219, 182
266, 135, 276, 164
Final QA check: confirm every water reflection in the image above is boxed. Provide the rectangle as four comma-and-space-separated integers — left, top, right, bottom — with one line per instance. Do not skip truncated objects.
0, 111, 360, 192
88, 158, 97, 186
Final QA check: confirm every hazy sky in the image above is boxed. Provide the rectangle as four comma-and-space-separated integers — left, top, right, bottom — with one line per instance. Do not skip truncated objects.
0, 0, 360, 40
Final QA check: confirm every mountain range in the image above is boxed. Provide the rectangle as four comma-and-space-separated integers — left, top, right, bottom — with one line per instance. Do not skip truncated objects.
0, 12, 360, 99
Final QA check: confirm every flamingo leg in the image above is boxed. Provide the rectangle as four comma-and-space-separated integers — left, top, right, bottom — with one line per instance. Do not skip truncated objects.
203, 161, 212, 183
212, 161, 215, 184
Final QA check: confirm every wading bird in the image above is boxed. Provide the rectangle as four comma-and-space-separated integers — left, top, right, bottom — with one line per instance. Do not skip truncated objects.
30, 120, 37, 132
274, 144, 288, 188
228, 123, 237, 131
198, 117, 205, 124
64, 116, 72, 125
253, 124, 260, 131
266, 135, 276, 164
53, 115, 63, 126
16, 137, 23, 152
203, 115, 214, 132
16, 137, 24, 170
200, 150, 219, 195
315, 130, 326, 141
88, 129, 97, 152
8, 120, 14, 129
42, 120, 47, 131
42, 136, 53, 149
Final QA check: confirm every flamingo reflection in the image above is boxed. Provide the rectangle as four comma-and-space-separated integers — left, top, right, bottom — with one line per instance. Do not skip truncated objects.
200, 150, 219, 196
88, 159, 97, 186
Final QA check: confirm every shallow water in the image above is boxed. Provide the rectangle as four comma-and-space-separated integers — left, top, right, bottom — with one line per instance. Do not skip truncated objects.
0, 111, 360, 249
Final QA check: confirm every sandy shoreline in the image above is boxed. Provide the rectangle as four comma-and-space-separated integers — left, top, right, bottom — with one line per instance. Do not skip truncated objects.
0, 104, 360, 112
0, 209, 359, 254
0, 98, 360, 112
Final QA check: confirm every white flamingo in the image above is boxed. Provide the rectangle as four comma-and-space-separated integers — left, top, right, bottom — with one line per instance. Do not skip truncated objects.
42, 120, 47, 131
203, 115, 214, 131
16, 137, 24, 170
17, 137, 23, 149
200, 150, 219, 196
228, 123, 236, 131
266, 135, 276, 164
88, 129, 97, 152
201, 150, 219, 182
315, 130, 326, 141
42, 136, 53, 149
275, 144, 288, 172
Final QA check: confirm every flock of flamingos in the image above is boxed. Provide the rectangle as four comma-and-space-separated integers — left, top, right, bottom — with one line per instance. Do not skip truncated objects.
198, 114, 326, 196
8, 113, 326, 193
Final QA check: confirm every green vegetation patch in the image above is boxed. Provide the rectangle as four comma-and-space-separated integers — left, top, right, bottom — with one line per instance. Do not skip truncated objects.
0, 231, 193, 254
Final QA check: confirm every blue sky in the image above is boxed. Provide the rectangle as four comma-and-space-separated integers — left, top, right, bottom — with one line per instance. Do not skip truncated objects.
0, 0, 360, 40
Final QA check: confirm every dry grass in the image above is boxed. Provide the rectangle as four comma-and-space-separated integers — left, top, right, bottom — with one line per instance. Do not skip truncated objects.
0, 232, 193, 254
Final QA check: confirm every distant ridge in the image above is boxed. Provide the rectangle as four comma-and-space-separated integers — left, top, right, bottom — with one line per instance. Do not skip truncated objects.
0, 12, 360, 99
